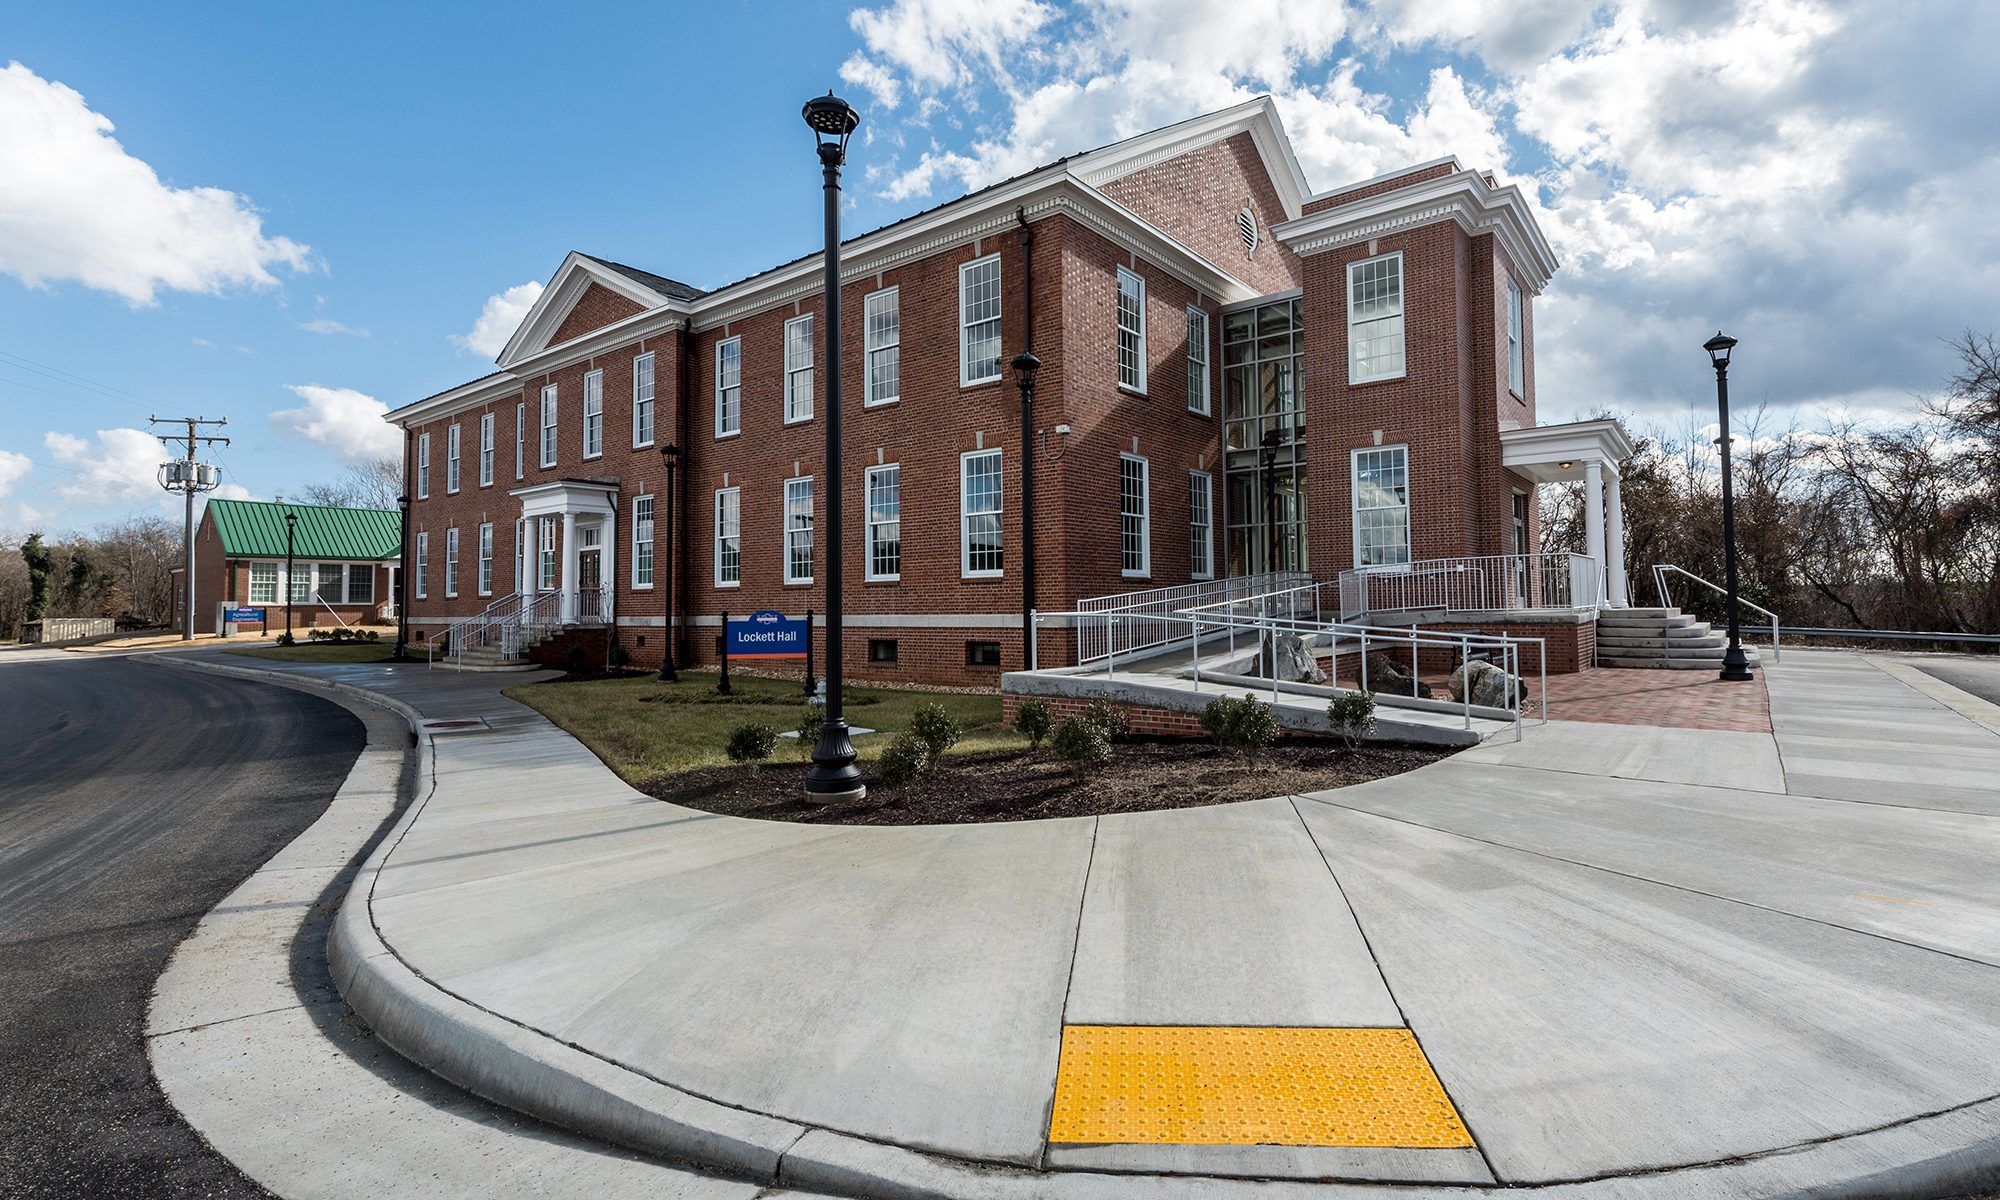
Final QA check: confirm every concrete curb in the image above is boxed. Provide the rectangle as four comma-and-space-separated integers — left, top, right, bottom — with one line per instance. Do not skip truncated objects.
175, 652, 2000, 1200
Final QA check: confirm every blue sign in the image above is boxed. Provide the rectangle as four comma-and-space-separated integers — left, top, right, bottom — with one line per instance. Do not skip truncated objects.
224, 606, 267, 624
727, 610, 807, 659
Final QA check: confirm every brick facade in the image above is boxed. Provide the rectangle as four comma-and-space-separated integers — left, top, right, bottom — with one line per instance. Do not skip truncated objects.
1001, 691, 1213, 739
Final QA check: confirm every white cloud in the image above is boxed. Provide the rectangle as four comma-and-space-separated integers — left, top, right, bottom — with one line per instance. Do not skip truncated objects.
0, 448, 29, 498
270, 385, 400, 463
297, 317, 368, 337
841, 0, 1055, 108
0, 61, 313, 306
453, 281, 544, 358
43, 427, 165, 505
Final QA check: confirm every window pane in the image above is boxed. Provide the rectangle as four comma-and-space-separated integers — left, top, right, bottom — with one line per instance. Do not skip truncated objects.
1120, 457, 1149, 575
868, 465, 901, 578
960, 259, 1001, 383
715, 489, 741, 584
961, 451, 1003, 574
866, 289, 900, 404
786, 316, 814, 421
785, 478, 813, 582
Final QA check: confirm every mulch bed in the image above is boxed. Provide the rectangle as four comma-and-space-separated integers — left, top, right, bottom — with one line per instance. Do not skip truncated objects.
642, 739, 1451, 826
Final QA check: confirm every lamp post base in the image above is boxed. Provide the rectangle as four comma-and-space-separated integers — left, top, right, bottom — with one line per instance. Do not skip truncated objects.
1719, 644, 1755, 682
803, 718, 866, 805
657, 654, 678, 684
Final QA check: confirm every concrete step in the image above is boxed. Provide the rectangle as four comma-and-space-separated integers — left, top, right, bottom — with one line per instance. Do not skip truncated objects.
1597, 612, 1698, 629
1595, 633, 1727, 650
1608, 606, 1679, 618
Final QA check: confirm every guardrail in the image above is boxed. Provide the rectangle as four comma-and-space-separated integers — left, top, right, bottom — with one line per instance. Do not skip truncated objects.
1338, 553, 1599, 619
1651, 564, 1780, 663
1765, 626, 2000, 647
1070, 571, 1310, 664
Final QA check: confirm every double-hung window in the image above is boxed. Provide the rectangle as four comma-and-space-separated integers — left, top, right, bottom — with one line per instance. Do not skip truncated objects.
865, 464, 900, 581
1186, 306, 1210, 414
478, 413, 494, 486
1352, 446, 1411, 567
783, 477, 814, 584
445, 424, 461, 493
315, 563, 343, 604
1120, 454, 1150, 577
582, 369, 603, 458
1507, 278, 1525, 395
346, 565, 374, 604
715, 337, 741, 437
959, 256, 1001, 386
1188, 469, 1213, 580
960, 450, 1003, 577
443, 530, 459, 598
865, 287, 899, 405
249, 562, 278, 604
1116, 266, 1147, 391
514, 402, 526, 479
632, 496, 653, 588
784, 314, 814, 423
537, 518, 557, 590
539, 384, 558, 468
476, 523, 493, 596
415, 433, 430, 499
414, 533, 428, 598
714, 488, 741, 586
632, 352, 655, 447
1348, 251, 1405, 383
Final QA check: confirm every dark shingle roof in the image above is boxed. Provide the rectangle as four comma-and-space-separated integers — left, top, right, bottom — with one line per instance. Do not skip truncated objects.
208, 499, 401, 560
579, 255, 707, 301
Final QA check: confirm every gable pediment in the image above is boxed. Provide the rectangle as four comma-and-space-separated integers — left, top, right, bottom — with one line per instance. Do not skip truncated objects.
496, 252, 684, 368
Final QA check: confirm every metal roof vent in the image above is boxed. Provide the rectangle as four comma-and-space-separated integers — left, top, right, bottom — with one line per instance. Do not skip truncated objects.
1237, 207, 1259, 257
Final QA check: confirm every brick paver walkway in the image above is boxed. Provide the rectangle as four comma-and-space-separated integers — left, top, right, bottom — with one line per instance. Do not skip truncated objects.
1336, 665, 1773, 733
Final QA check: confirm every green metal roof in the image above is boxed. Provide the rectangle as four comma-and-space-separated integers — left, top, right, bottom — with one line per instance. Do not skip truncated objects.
208, 498, 400, 561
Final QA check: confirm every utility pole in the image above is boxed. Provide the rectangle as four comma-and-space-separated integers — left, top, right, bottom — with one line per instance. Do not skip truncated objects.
152, 416, 230, 641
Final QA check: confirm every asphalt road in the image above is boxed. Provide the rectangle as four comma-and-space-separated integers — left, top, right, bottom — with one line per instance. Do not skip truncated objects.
0, 654, 364, 1199
1906, 654, 2000, 707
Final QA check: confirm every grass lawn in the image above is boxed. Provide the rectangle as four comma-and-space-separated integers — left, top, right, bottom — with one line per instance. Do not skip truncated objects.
227, 641, 397, 663
504, 671, 1020, 784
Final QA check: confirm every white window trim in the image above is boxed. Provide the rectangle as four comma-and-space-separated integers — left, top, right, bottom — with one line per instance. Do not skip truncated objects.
476, 523, 493, 597
714, 486, 741, 588
1186, 305, 1210, 416
1120, 452, 1151, 579
715, 336, 742, 439
581, 368, 604, 460
864, 463, 900, 582
864, 286, 899, 407
1347, 250, 1407, 385
345, 564, 375, 606
1507, 278, 1525, 397
959, 254, 1002, 388
631, 494, 654, 590
1189, 469, 1214, 581
478, 413, 495, 487
539, 384, 558, 468
959, 448, 1004, 579
514, 402, 525, 480
783, 313, 814, 424
1116, 265, 1148, 394
446, 424, 461, 494
414, 532, 428, 598
249, 562, 278, 604
783, 475, 814, 585
632, 351, 656, 448
415, 432, 430, 499
1351, 444, 1413, 568
443, 528, 459, 598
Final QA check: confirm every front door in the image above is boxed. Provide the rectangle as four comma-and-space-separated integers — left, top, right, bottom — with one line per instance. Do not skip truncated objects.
577, 545, 602, 620
1512, 491, 1531, 605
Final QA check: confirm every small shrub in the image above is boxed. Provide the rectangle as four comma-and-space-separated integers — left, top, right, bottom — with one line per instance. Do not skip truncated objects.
1326, 690, 1377, 750
1080, 699, 1130, 742
363, 629, 380, 643
794, 707, 822, 758
1050, 717, 1112, 780
877, 731, 932, 787
607, 642, 630, 669
565, 643, 588, 672
724, 722, 777, 764
908, 701, 963, 759
1014, 697, 1056, 751
1200, 692, 1281, 765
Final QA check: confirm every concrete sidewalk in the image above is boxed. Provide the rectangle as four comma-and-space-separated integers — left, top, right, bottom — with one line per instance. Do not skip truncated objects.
208, 648, 2000, 1199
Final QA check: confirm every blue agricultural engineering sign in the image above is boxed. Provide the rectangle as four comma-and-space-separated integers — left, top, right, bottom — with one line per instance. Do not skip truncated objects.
224, 607, 267, 624
727, 610, 807, 659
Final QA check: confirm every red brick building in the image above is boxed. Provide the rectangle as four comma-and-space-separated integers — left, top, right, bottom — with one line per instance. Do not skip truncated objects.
171, 498, 401, 636
388, 98, 1627, 684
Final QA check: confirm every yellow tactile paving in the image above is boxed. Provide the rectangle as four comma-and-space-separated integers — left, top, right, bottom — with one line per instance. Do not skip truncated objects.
1047, 1025, 1473, 1148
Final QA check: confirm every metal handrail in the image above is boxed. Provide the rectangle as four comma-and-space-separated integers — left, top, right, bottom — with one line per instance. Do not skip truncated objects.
1069, 571, 1310, 664
1338, 553, 1599, 619
1651, 564, 1780, 663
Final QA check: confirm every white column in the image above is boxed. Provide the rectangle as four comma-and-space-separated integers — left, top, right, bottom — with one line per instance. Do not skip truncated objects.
601, 511, 617, 625
560, 510, 578, 623
1604, 471, 1629, 608
1583, 459, 1607, 608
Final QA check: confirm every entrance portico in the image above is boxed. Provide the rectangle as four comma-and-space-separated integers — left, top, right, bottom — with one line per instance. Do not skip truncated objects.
1499, 419, 1637, 607
512, 480, 619, 624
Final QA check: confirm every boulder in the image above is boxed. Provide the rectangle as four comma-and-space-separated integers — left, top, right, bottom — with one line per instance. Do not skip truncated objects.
1364, 652, 1432, 699
1260, 632, 1327, 684
1447, 660, 1521, 708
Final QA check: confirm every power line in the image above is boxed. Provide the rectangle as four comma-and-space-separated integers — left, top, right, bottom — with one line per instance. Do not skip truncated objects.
0, 348, 161, 413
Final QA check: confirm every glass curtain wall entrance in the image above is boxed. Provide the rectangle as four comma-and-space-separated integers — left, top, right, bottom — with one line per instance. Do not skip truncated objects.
1223, 297, 1307, 576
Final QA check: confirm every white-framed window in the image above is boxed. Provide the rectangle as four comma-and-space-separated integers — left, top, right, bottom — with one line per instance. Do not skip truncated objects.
1353, 445, 1411, 567
249, 562, 277, 604
478, 413, 494, 486
539, 384, 558, 468
443, 529, 459, 598
1186, 306, 1210, 415
1188, 469, 1213, 580
865, 287, 899, 406
960, 449, 1003, 577
1507, 277, 1525, 396
784, 313, 814, 423
537, 518, 557, 590
414, 532, 428, 598
959, 255, 1002, 386
1116, 266, 1147, 392
1348, 251, 1405, 383
865, 464, 900, 581
582, 369, 603, 458
783, 476, 813, 584
632, 495, 654, 588
315, 563, 343, 604
477, 523, 493, 596
715, 337, 741, 437
514, 402, 525, 480
445, 424, 461, 493
415, 432, 430, 499
1120, 454, 1150, 577
346, 564, 374, 605
632, 351, 655, 447
714, 487, 741, 587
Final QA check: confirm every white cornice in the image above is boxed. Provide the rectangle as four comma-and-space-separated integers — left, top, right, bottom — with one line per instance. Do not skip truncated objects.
386, 372, 523, 427
1273, 170, 1560, 293
497, 252, 689, 368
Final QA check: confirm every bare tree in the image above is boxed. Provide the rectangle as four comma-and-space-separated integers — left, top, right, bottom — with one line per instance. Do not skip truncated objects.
298, 456, 401, 509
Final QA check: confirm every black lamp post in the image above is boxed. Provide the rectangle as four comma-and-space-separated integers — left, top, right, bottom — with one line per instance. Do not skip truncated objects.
394, 494, 410, 659
282, 508, 298, 646
657, 443, 680, 683
1013, 351, 1041, 667
1706, 331, 1754, 682
801, 91, 865, 805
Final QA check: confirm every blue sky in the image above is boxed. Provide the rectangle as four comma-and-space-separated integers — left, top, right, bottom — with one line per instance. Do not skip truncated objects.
3, 0, 1994, 535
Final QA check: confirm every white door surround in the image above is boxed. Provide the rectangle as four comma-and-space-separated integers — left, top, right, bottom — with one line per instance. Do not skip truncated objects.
1498, 418, 1636, 608
511, 480, 619, 624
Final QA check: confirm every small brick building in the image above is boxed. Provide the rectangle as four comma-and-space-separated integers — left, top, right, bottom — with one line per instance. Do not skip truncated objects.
387, 97, 1628, 684
172, 498, 400, 636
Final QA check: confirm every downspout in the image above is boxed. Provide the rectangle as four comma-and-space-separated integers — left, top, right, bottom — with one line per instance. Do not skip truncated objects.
677, 323, 693, 669
1016, 206, 1035, 668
